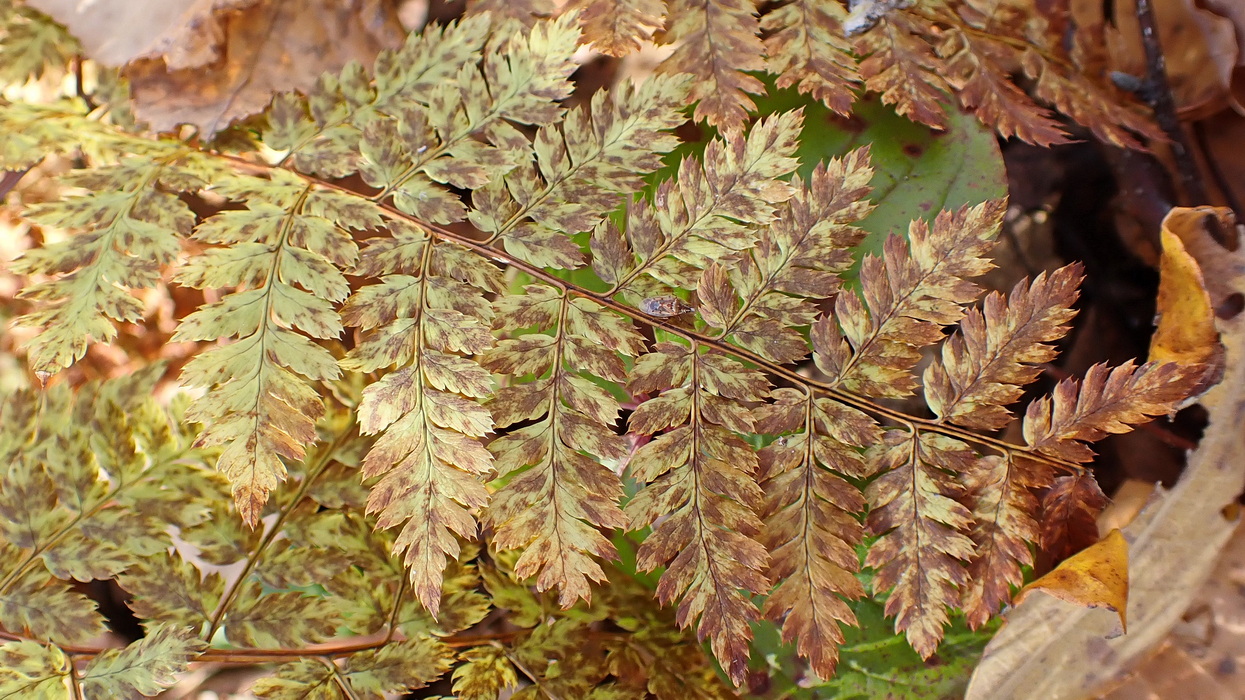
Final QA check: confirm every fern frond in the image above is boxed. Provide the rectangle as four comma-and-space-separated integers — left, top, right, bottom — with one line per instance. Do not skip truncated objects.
173, 171, 383, 525
704, 151, 874, 363
1022, 48, 1163, 150
959, 453, 1050, 628
252, 638, 454, 698
79, 624, 206, 698
0, 2, 77, 84
361, 14, 581, 227
482, 285, 641, 606
925, 264, 1083, 430
1039, 473, 1109, 562
938, 29, 1071, 146
1023, 360, 1198, 463
10, 154, 212, 374
626, 342, 771, 685
0, 376, 208, 645
567, 0, 663, 55
598, 110, 803, 297
865, 430, 976, 658
757, 389, 879, 679
854, 14, 951, 130
341, 224, 499, 616
762, 0, 860, 116
822, 199, 1004, 398
658, 0, 766, 133
472, 73, 691, 269
0, 640, 70, 696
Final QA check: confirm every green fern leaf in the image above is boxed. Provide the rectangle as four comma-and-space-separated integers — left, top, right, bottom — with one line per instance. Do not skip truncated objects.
173, 171, 382, 525
11, 157, 201, 374
119, 553, 223, 634
254, 637, 455, 700
341, 222, 498, 615
452, 645, 519, 700
223, 585, 341, 648
0, 3, 77, 84
79, 624, 206, 699
0, 639, 70, 698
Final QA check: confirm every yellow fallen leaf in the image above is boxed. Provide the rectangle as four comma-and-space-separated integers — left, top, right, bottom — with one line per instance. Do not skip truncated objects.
1016, 528, 1129, 632
1150, 208, 1226, 379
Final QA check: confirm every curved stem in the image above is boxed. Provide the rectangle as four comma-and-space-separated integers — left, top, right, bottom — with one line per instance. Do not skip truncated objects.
205, 145, 1086, 475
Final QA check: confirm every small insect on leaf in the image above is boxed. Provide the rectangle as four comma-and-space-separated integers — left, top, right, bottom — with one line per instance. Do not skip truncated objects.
639, 295, 694, 318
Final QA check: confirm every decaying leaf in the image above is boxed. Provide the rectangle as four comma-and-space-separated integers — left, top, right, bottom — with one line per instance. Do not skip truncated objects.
1015, 528, 1130, 632
33, 0, 404, 136
1150, 208, 1226, 387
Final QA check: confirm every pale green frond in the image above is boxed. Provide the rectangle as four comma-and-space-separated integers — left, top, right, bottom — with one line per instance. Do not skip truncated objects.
172, 173, 379, 525
11, 157, 200, 374
343, 230, 498, 615
80, 624, 206, 699
0, 640, 71, 699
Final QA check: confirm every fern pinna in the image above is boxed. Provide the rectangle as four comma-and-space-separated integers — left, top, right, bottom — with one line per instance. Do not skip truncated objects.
0, 7, 1199, 698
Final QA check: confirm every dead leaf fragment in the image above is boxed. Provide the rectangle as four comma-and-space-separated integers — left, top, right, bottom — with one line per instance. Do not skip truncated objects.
29, 0, 254, 68
35, 0, 405, 137
1017, 528, 1130, 632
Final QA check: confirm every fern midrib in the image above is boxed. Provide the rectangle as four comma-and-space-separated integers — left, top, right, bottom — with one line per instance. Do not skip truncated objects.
539, 295, 578, 570
207, 150, 1085, 476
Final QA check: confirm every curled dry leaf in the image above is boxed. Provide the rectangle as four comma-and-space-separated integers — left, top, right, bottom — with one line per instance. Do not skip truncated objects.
1150, 208, 1227, 393
32, 0, 404, 136
1015, 528, 1130, 633
965, 208, 1245, 700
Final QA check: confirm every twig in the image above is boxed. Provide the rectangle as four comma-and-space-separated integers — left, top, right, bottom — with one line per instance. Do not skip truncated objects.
1192, 121, 1243, 218
1136, 0, 1207, 204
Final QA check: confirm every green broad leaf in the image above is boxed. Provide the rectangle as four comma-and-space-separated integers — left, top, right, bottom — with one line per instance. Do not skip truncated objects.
0, 640, 71, 699
753, 87, 1007, 264
80, 624, 207, 699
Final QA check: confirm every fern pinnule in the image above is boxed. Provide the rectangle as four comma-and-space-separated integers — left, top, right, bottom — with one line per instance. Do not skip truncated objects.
341, 227, 499, 616
171, 172, 380, 526
762, 0, 860, 117
482, 286, 641, 606
11, 155, 205, 375
625, 342, 772, 685
565, 0, 662, 56
658, 0, 767, 133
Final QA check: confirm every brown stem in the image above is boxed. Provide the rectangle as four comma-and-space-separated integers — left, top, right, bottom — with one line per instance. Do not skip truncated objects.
204, 149, 1088, 475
